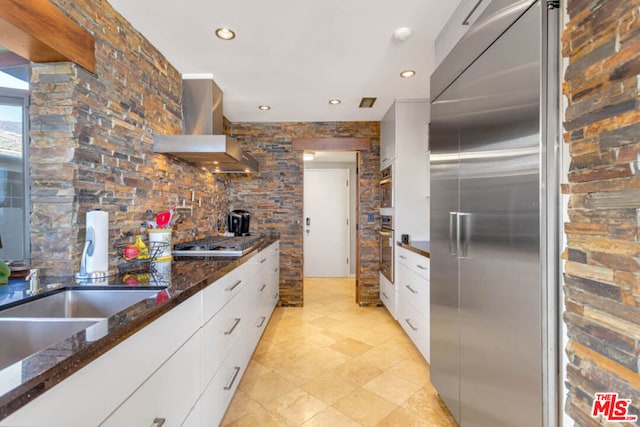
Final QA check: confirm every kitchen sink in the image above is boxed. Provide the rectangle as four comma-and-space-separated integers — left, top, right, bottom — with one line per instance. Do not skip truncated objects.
0, 289, 161, 319
0, 318, 100, 371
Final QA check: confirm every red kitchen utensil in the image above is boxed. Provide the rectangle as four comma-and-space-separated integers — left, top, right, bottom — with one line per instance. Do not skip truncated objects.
156, 212, 171, 229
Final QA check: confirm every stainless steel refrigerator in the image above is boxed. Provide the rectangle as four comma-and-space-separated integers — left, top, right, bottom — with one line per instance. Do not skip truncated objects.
429, 1, 559, 426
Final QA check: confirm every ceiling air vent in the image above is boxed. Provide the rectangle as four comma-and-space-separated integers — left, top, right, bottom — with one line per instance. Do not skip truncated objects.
359, 97, 377, 108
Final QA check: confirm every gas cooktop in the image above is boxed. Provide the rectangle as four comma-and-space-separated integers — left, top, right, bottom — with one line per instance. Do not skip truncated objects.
172, 235, 263, 257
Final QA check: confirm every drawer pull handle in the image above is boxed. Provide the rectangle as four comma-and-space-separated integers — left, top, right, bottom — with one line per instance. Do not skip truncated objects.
151, 418, 166, 427
382, 292, 389, 299
260, 258, 267, 264
416, 264, 428, 270
274, 267, 279, 272
224, 318, 241, 335
226, 280, 242, 292
274, 292, 279, 300
259, 284, 267, 292
258, 316, 266, 327
399, 255, 407, 260
405, 318, 418, 331
405, 284, 418, 294
223, 366, 242, 390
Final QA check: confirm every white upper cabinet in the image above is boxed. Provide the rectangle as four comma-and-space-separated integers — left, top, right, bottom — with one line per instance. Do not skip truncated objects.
380, 104, 397, 169
434, 0, 491, 67
381, 100, 430, 241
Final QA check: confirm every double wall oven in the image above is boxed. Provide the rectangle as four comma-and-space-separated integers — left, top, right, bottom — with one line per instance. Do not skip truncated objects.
379, 215, 394, 283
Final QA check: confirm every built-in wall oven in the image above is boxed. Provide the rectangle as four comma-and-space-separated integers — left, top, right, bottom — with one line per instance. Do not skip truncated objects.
380, 165, 393, 208
379, 215, 394, 283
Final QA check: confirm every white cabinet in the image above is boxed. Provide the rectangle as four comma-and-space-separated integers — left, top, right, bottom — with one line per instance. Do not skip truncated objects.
201, 284, 247, 385
396, 246, 430, 362
434, 0, 491, 67
380, 104, 397, 169
1, 241, 280, 427
192, 241, 279, 427
101, 330, 202, 427
379, 273, 396, 319
381, 100, 430, 241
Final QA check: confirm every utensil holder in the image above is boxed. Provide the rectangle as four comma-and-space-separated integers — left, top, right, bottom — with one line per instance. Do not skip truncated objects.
149, 229, 172, 260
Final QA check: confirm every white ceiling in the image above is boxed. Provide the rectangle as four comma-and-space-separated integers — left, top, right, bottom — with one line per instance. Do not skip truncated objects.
109, 0, 461, 122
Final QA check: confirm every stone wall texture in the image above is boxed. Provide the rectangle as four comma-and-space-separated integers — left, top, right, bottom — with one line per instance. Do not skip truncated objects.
227, 122, 381, 307
563, 0, 640, 424
30, 0, 230, 275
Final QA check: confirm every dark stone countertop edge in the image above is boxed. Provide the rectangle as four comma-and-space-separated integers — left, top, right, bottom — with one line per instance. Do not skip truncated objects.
396, 240, 430, 258
0, 236, 279, 421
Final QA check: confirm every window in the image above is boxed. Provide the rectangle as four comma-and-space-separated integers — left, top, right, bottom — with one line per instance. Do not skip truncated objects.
0, 61, 29, 262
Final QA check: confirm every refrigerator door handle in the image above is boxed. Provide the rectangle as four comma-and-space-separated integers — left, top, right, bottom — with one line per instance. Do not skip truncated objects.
457, 212, 471, 259
449, 212, 458, 256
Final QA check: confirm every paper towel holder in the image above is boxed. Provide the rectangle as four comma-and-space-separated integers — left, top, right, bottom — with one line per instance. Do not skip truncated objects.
75, 209, 116, 282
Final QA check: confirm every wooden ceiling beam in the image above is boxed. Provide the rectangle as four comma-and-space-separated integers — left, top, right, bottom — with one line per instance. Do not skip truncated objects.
292, 138, 370, 151
0, 0, 95, 73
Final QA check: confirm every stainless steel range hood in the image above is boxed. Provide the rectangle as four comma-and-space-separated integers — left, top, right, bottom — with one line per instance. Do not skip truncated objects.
154, 79, 258, 173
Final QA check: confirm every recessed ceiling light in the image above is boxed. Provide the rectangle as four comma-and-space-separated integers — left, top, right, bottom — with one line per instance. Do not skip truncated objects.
303, 152, 316, 161
329, 99, 341, 105
393, 27, 412, 41
215, 27, 236, 40
258, 105, 271, 111
400, 70, 416, 78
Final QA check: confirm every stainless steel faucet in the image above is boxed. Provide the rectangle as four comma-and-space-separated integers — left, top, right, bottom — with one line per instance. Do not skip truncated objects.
75, 227, 95, 280
25, 268, 39, 295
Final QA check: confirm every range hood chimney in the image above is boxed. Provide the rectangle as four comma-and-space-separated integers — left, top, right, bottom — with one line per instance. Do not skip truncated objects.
154, 79, 258, 173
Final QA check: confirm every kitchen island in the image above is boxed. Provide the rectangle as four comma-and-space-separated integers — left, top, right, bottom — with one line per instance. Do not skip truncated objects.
0, 235, 280, 426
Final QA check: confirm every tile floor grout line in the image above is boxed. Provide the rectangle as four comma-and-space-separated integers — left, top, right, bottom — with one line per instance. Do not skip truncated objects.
222, 277, 457, 427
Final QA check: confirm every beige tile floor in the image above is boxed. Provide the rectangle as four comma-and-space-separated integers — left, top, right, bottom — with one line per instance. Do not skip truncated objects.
222, 277, 458, 427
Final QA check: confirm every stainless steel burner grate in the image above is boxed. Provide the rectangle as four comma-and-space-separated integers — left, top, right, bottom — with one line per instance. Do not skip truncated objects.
172, 235, 262, 257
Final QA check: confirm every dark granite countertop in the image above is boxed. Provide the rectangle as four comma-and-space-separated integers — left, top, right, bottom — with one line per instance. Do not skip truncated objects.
397, 240, 430, 258
0, 235, 279, 421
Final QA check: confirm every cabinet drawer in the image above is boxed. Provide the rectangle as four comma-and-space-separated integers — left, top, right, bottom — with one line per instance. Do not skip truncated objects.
201, 292, 248, 384
397, 247, 430, 280
399, 301, 430, 363
199, 349, 248, 427
380, 272, 396, 319
101, 330, 201, 427
397, 265, 429, 314
202, 263, 248, 322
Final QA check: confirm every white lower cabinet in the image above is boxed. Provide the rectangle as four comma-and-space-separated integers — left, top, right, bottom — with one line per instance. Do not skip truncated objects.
396, 246, 430, 362
100, 330, 202, 427
398, 296, 430, 361
0, 240, 280, 427
379, 273, 396, 319
197, 338, 251, 427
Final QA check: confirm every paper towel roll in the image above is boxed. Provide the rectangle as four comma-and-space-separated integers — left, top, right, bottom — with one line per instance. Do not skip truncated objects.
86, 210, 108, 274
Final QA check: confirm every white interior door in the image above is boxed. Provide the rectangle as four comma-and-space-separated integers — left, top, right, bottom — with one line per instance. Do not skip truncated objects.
304, 169, 349, 277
